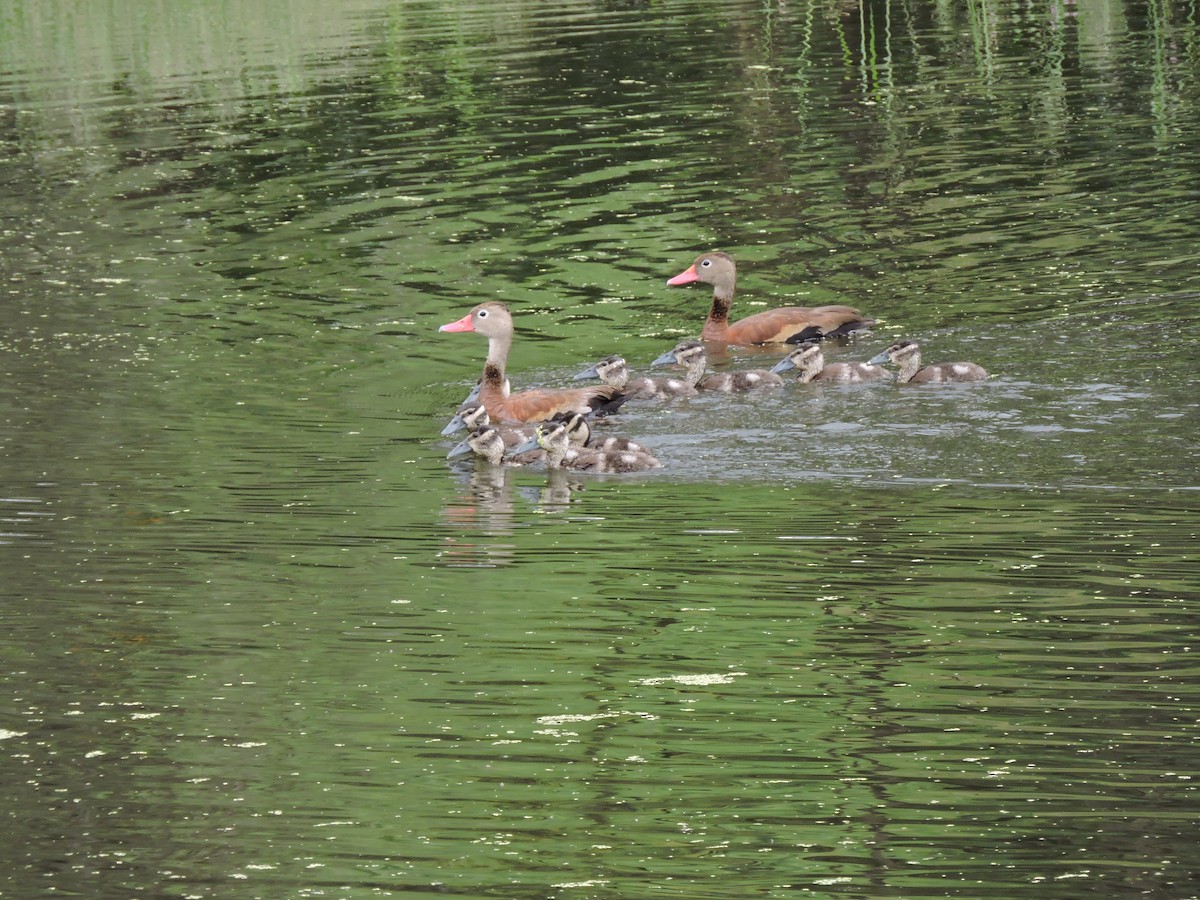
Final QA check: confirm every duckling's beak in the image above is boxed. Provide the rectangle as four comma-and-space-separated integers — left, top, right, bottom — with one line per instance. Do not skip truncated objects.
867, 351, 890, 365
509, 435, 541, 456
462, 382, 482, 403
650, 350, 677, 367
446, 438, 474, 459
573, 363, 601, 381
441, 411, 467, 436
770, 357, 797, 375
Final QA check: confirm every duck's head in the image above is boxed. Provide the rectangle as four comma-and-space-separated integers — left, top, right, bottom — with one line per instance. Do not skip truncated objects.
439, 301, 513, 340
667, 251, 736, 293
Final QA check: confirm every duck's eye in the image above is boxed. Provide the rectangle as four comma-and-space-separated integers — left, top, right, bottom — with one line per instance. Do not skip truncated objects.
477, 309, 488, 318
701, 259, 713, 268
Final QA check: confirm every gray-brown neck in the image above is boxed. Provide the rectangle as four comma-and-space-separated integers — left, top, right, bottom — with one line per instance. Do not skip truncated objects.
541, 430, 571, 468
485, 329, 512, 377
476, 433, 506, 466
895, 350, 921, 383
601, 363, 629, 390
679, 350, 708, 387
795, 348, 825, 383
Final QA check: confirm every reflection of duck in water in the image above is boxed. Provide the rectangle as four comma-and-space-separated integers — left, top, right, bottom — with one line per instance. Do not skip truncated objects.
868, 340, 989, 383
511, 419, 662, 473
574, 354, 697, 400
667, 251, 874, 344
439, 302, 628, 422
771, 341, 894, 383
651, 340, 784, 393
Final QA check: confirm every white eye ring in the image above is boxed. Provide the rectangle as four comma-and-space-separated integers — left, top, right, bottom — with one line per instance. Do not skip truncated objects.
701, 259, 712, 267
478, 309, 488, 318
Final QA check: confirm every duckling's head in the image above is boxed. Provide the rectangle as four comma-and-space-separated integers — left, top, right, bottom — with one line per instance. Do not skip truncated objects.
574, 355, 627, 383
447, 425, 505, 462
442, 401, 490, 436
651, 339, 706, 368
533, 419, 572, 454
460, 402, 491, 430
550, 411, 592, 446
868, 339, 919, 366
771, 341, 823, 375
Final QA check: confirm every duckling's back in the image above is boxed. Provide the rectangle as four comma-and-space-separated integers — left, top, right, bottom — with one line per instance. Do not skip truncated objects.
911, 362, 988, 383
700, 369, 784, 393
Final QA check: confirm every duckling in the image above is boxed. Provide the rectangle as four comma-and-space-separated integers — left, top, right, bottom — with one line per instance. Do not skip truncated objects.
511, 420, 662, 473
651, 340, 784, 393
442, 402, 533, 441
447, 426, 543, 466
771, 341, 894, 384
867, 339, 989, 384
555, 411, 651, 455
574, 355, 698, 400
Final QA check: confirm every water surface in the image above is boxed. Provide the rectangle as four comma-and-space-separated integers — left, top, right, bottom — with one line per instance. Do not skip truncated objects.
1, 1, 1198, 897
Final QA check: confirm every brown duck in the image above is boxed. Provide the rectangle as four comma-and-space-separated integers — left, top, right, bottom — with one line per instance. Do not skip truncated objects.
440, 302, 627, 423
668, 251, 873, 344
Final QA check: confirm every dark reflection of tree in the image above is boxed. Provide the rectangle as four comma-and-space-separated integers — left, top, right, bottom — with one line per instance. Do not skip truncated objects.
805, 592, 921, 893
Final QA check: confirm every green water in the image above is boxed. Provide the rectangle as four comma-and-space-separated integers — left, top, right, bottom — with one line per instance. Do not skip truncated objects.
1, 1, 1198, 897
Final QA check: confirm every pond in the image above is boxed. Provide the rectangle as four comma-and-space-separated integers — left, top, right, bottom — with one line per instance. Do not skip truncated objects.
1, 0, 1198, 897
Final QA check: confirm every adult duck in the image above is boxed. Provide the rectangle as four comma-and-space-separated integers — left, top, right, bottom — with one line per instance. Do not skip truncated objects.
651, 340, 784, 393
439, 302, 628, 423
667, 251, 874, 344
771, 341, 894, 384
574, 354, 698, 400
511, 419, 662, 473
867, 339, 989, 383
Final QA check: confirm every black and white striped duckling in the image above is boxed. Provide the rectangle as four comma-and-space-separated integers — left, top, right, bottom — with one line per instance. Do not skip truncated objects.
771, 341, 894, 384
447, 425, 543, 466
446, 404, 644, 454
867, 339, 989, 384
651, 340, 784, 393
511, 419, 662, 473
553, 411, 651, 455
442, 401, 532, 440
574, 355, 698, 400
